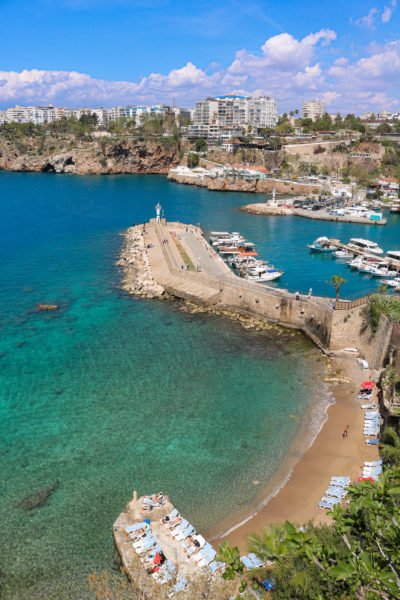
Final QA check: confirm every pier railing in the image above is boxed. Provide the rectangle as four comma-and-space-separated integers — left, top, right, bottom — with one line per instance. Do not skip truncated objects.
334, 295, 371, 310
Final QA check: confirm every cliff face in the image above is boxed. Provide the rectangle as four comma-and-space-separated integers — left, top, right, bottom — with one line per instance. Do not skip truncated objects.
168, 172, 322, 195
0, 135, 179, 174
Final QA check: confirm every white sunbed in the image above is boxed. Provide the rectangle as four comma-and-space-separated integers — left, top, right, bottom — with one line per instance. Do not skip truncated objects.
184, 534, 205, 555
161, 508, 179, 525
248, 553, 264, 568
364, 460, 382, 467
126, 522, 147, 534
207, 560, 223, 574
198, 549, 217, 568
241, 556, 255, 570
325, 486, 346, 498
170, 519, 189, 538
175, 524, 195, 542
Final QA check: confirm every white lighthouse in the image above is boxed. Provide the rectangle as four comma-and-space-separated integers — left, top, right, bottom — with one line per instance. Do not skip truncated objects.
155, 202, 162, 222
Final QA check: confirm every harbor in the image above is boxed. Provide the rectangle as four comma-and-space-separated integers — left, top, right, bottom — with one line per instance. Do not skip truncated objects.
118, 212, 397, 371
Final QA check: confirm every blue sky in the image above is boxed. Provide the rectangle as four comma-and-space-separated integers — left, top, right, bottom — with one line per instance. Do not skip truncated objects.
0, 0, 399, 113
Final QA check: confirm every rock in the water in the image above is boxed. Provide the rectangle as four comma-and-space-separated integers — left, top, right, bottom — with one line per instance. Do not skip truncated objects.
16, 482, 59, 511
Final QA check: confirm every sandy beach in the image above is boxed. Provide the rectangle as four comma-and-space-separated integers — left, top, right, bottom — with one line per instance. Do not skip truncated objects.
209, 356, 380, 552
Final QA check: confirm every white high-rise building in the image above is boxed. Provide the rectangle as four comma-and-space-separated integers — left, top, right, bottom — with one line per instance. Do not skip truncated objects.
193, 98, 219, 125
302, 99, 325, 121
192, 95, 277, 129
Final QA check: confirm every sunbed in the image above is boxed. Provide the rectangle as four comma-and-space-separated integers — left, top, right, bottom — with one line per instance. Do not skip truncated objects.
330, 476, 350, 486
207, 560, 223, 574
168, 577, 187, 597
248, 553, 264, 568
126, 522, 147, 534
195, 542, 213, 563
170, 519, 189, 538
184, 534, 205, 555
319, 500, 337, 509
140, 545, 162, 563
161, 508, 179, 524
325, 486, 346, 498
361, 401, 376, 410
365, 410, 380, 418
363, 466, 382, 475
136, 537, 156, 555
133, 533, 153, 548
366, 438, 380, 445
364, 460, 382, 467
320, 496, 341, 506
175, 524, 195, 542
241, 555, 255, 570
154, 560, 176, 583
166, 517, 184, 531
198, 548, 217, 568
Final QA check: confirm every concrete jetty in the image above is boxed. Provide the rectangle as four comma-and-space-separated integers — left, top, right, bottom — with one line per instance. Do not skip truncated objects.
113, 493, 220, 586
240, 203, 387, 225
117, 219, 395, 371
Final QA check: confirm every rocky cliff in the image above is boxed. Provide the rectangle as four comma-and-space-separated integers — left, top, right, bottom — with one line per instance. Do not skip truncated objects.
0, 134, 180, 174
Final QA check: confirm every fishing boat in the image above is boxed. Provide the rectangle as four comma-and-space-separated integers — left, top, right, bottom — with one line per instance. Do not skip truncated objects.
307, 237, 337, 252
382, 277, 400, 287
348, 238, 384, 255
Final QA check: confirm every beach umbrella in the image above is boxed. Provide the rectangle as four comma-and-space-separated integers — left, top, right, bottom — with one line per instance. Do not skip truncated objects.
357, 477, 375, 483
361, 381, 375, 389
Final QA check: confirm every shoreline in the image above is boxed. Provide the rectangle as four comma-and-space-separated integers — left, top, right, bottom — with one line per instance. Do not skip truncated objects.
206, 356, 379, 551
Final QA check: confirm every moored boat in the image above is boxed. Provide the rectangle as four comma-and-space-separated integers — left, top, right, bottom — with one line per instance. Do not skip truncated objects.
381, 277, 400, 288
348, 238, 384, 255
308, 237, 337, 252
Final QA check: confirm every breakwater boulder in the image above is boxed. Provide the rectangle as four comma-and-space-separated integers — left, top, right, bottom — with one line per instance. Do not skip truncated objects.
117, 226, 164, 298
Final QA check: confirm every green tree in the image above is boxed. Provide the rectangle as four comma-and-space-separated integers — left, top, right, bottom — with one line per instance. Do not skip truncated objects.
248, 467, 400, 600
195, 138, 208, 152
380, 427, 400, 466
187, 152, 199, 168
216, 540, 244, 580
328, 275, 347, 300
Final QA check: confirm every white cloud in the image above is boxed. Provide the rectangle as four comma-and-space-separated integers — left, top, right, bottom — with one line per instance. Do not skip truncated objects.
355, 7, 378, 29
382, 0, 397, 22
0, 29, 399, 114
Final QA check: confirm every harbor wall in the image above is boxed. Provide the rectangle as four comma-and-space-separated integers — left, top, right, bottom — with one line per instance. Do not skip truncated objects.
330, 307, 393, 370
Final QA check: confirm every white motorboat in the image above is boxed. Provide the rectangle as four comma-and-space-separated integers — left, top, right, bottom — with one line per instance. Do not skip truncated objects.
243, 265, 283, 282
385, 250, 400, 267
348, 238, 384, 255
358, 264, 397, 277
333, 249, 354, 260
308, 236, 337, 252
381, 277, 400, 288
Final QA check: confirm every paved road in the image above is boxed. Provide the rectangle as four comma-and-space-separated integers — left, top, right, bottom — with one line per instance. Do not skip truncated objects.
181, 230, 235, 279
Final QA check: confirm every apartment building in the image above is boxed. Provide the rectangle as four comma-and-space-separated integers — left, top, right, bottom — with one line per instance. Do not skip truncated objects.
302, 99, 325, 121
193, 95, 277, 130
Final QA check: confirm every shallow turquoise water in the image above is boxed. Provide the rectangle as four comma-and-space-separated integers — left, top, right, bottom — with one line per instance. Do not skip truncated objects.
0, 172, 398, 599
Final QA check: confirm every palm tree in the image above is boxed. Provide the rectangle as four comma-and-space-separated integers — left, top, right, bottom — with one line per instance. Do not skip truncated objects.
328, 274, 347, 301
380, 427, 400, 465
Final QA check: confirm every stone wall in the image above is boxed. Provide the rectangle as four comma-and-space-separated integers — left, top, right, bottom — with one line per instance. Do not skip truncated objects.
330, 306, 393, 369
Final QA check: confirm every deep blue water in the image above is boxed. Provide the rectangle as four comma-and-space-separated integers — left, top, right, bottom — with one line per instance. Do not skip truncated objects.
0, 171, 398, 599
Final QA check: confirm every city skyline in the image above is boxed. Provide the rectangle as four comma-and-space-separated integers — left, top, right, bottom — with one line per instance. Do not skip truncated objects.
0, 0, 399, 112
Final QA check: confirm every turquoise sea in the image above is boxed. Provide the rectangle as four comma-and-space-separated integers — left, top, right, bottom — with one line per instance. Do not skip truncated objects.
0, 172, 399, 599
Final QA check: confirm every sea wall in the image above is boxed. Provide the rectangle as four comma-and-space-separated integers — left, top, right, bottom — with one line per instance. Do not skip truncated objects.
330, 306, 393, 370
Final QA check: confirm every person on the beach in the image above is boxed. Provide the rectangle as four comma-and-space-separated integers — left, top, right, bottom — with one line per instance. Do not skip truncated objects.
295, 291, 300, 301
345, 425, 350, 433
165, 516, 182, 529
185, 535, 201, 552
343, 429, 347, 438
308, 287, 312, 298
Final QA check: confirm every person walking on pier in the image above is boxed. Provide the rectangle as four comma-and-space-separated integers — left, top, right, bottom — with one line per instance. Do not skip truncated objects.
295, 291, 300, 301
308, 287, 312, 298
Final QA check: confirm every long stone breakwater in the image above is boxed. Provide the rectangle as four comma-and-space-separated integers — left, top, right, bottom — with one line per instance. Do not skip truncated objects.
116, 219, 394, 372
117, 226, 165, 298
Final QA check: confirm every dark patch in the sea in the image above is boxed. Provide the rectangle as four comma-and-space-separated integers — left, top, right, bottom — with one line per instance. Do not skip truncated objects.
16, 341, 25, 348
15, 482, 59, 511
241, 442, 248, 449
165, 321, 172, 325
54, 389, 63, 395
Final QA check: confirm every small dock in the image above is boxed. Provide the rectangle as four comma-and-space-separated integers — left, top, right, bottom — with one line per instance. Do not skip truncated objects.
292, 208, 387, 226
330, 239, 400, 273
